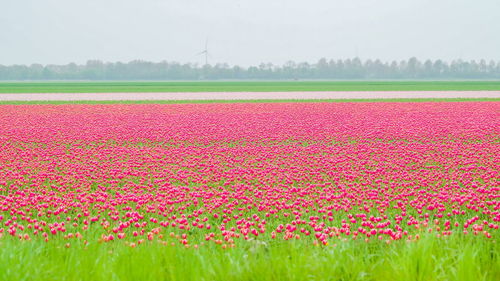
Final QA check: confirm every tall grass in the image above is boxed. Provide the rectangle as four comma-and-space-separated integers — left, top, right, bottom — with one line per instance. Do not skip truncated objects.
0, 233, 497, 281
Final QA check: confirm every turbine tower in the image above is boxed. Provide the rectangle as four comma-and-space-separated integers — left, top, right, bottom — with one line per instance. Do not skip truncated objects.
197, 39, 209, 66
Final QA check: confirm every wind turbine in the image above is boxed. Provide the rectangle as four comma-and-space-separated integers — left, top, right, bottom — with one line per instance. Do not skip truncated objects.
196, 38, 210, 66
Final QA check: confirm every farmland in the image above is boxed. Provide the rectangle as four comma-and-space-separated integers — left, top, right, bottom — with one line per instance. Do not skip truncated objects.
1, 80, 500, 93
0, 101, 498, 280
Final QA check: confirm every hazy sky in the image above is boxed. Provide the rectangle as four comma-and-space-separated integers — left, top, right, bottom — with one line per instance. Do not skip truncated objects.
1, 0, 499, 66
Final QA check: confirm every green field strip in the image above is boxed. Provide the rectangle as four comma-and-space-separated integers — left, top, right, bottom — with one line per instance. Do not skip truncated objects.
1, 81, 500, 93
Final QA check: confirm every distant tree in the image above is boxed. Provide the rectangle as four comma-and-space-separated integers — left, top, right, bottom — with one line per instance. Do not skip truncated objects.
433, 60, 447, 77
389, 61, 399, 78
407, 57, 421, 78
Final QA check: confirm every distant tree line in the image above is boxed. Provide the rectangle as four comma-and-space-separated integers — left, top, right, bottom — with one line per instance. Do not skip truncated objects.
1, 57, 499, 80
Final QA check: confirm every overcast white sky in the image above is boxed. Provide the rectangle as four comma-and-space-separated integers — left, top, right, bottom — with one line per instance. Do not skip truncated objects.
1, 0, 499, 66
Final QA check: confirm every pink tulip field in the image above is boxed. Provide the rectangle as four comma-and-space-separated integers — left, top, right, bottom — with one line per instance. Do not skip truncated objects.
0, 101, 498, 281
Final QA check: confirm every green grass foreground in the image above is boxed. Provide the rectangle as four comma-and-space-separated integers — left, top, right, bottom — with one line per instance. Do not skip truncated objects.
1, 98, 499, 105
1, 81, 500, 93
0, 234, 497, 281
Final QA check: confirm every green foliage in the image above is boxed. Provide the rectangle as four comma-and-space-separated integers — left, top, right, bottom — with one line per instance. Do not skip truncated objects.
0, 234, 497, 281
